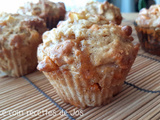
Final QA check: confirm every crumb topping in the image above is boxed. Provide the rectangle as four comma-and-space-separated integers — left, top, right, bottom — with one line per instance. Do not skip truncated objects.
37, 13, 138, 75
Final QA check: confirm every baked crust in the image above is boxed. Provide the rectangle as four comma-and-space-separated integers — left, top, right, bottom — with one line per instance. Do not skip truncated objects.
0, 13, 47, 77
136, 4, 160, 27
37, 12, 139, 108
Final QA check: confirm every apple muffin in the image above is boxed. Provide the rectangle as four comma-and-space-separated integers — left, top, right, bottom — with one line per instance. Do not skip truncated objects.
66, 1, 122, 25
37, 13, 139, 108
0, 13, 47, 77
135, 4, 160, 56
18, 0, 66, 29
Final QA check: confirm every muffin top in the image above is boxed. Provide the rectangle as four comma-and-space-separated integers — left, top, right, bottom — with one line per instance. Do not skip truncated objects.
136, 4, 160, 27
75, 1, 122, 25
0, 12, 47, 49
59, 12, 110, 28
37, 12, 139, 74
17, 0, 66, 17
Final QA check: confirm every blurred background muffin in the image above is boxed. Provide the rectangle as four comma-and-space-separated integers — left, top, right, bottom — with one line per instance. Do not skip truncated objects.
0, 13, 47, 77
66, 1, 122, 25
18, 0, 66, 29
79, 1, 122, 25
37, 12, 139, 108
135, 4, 160, 56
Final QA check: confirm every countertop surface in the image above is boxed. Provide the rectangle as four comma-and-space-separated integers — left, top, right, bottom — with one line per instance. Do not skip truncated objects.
0, 13, 160, 120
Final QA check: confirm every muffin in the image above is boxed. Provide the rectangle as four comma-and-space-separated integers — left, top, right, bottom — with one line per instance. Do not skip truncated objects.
37, 12, 139, 108
0, 13, 47, 77
66, 1, 122, 25
18, 0, 66, 29
135, 5, 160, 56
